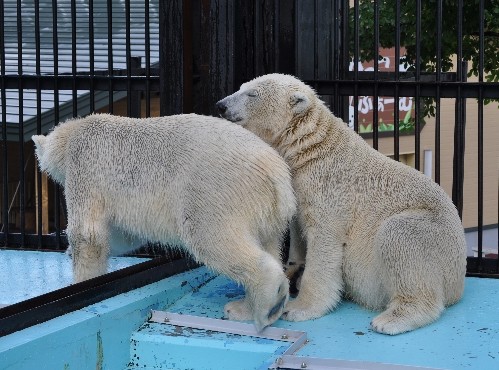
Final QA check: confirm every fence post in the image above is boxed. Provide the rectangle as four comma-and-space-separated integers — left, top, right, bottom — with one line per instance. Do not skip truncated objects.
129, 56, 142, 118
452, 61, 467, 218
159, 0, 184, 115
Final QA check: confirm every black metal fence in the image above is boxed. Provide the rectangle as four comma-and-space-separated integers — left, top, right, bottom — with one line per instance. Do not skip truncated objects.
1, 0, 160, 249
1, 0, 498, 276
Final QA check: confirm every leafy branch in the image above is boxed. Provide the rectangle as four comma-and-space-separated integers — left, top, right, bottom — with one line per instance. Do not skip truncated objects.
349, 0, 499, 115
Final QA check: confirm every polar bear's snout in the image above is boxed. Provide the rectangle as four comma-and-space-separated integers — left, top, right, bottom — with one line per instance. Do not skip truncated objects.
216, 100, 227, 114
216, 96, 245, 123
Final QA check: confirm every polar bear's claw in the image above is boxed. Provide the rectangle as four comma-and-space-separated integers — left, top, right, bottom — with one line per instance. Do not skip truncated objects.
224, 299, 253, 321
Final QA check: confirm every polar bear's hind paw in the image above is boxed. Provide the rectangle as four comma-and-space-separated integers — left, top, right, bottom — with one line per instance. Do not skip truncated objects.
224, 299, 253, 321
370, 301, 442, 335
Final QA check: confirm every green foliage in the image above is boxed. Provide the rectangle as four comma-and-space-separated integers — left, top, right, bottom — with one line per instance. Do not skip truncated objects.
358, 118, 414, 134
350, 0, 499, 113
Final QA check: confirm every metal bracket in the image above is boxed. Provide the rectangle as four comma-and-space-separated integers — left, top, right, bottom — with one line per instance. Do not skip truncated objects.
148, 310, 308, 356
270, 355, 443, 370
148, 311, 441, 370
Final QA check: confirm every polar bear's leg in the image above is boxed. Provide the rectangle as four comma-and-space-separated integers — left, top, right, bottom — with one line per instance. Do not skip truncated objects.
370, 211, 445, 335
285, 218, 307, 280
192, 235, 288, 332
282, 230, 344, 322
67, 206, 110, 283
223, 232, 278, 322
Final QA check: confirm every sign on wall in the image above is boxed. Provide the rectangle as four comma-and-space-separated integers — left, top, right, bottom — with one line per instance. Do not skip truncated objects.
348, 48, 415, 134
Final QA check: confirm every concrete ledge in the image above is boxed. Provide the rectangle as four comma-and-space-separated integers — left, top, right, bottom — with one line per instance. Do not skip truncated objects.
0, 267, 214, 370
129, 321, 287, 370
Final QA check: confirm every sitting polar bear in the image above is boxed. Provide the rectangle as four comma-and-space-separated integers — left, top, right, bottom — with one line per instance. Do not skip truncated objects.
217, 74, 467, 335
32, 113, 296, 331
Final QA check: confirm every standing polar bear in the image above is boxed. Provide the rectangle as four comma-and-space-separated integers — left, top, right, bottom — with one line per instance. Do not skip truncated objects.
217, 74, 467, 335
32, 113, 296, 331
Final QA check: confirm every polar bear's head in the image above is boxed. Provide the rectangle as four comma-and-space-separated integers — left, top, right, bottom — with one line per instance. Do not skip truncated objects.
216, 74, 317, 144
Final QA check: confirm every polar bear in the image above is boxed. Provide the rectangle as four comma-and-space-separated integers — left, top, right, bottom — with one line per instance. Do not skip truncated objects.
32, 113, 296, 331
217, 74, 467, 335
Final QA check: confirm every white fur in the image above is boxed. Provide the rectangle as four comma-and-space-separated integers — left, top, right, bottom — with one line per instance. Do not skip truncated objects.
217, 74, 467, 335
33, 113, 296, 331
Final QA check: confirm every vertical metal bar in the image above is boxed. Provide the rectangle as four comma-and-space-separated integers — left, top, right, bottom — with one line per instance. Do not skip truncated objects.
107, 0, 114, 114
125, 0, 132, 116
71, 0, 77, 116
182, 0, 192, 114
452, 0, 465, 219
52, 0, 61, 248
145, 0, 151, 117
277, 0, 295, 75
332, 0, 341, 114
254, 0, 259, 76
353, 0, 359, 133
159, 0, 184, 115
414, 0, 421, 171
226, 0, 234, 95
340, 0, 349, 121
89, 0, 95, 113
0, 0, 8, 244
435, 0, 442, 184
313, 0, 318, 80
35, 0, 42, 247
393, 0, 400, 162
275, 0, 280, 74
17, 0, 25, 245
294, 0, 299, 78
198, 0, 210, 114
477, 0, 484, 267
372, 0, 379, 150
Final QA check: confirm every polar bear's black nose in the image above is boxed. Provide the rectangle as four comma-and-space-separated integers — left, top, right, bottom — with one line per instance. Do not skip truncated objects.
216, 101, 227, 115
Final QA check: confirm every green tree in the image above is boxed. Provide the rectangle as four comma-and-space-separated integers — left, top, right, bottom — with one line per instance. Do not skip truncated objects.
350, 0, 498, 111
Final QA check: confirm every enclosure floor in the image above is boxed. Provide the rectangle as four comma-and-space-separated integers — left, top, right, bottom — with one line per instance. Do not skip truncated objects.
1, 252, 497, 369
167, 273, 499, 370
0, 249, 148, 306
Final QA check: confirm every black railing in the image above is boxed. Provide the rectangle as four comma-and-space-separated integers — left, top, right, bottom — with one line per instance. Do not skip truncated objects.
1, 0, 498, 277
1, 0, 160, 250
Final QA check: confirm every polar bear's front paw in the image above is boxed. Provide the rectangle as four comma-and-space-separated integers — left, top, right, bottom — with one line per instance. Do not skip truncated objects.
224, 299, 252, 321
370, 312, 411, 335
281, 299, 324, 322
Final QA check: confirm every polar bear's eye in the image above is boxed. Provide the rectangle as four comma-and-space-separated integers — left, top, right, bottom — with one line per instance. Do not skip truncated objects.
247, 90, 258, 98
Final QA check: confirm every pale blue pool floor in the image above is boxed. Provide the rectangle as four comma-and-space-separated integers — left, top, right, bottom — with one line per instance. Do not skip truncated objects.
166, 272, 499, 369
0, 249, 148, 306
1, 250, 498, 369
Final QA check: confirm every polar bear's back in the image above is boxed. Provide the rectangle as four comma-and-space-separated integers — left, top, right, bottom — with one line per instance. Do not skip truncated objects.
39, 113, 295, 244
57, 113, 280, 182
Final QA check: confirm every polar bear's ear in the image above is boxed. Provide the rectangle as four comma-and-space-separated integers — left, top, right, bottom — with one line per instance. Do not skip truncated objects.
289, 92, 310, 115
